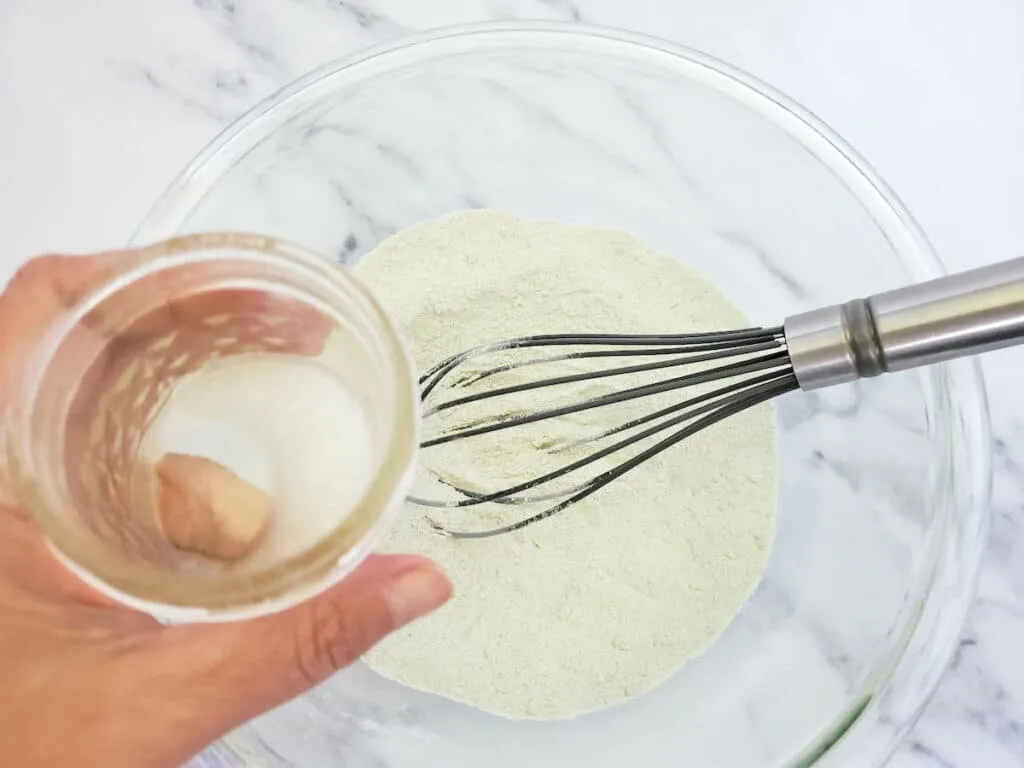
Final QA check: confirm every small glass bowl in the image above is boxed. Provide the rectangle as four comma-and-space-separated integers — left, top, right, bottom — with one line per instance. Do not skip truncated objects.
136, 22, 990, 768
6, 232, 418, 622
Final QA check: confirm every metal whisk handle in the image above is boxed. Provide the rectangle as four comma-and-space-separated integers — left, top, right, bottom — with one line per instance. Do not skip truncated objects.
783, 257, 1024, 390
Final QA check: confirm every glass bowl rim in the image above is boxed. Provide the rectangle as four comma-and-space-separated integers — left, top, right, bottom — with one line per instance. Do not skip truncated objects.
131, 21, 993, 765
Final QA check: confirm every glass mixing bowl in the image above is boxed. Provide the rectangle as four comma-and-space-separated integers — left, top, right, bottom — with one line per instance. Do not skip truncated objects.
133, 23, 990, 768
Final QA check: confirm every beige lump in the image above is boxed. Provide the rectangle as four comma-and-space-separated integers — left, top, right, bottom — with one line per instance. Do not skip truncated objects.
153, 452, 272, 561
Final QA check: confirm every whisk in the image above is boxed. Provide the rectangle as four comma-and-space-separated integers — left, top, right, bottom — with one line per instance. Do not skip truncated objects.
411, 258, 1024, 539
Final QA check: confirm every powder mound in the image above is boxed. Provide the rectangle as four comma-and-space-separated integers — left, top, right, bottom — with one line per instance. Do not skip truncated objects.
357, 210, 776, 720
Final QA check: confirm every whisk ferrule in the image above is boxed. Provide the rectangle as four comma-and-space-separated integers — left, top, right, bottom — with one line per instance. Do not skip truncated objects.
785, 256, 1024, 390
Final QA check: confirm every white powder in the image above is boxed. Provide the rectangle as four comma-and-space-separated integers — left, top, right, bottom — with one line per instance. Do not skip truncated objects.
357, 210, 776, 720
144, 352, 376, 571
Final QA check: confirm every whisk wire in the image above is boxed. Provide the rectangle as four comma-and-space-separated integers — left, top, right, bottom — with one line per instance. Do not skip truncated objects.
410, 366, 794, 510
425, 371, 798, 539
451, 338, 786, 387
424, 341, 784, 418
419, 328, 782, 397
422, 347, 791, 447
413, 327, 794, 538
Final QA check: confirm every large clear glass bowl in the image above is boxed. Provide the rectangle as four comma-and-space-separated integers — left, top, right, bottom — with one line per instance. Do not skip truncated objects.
133, 23, 990, 768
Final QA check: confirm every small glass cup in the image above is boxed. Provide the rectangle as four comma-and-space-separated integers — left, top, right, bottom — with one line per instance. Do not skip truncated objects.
4, 232, 418, 622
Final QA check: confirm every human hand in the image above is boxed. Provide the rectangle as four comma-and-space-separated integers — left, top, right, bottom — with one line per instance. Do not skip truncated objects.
0, 251, 451, 767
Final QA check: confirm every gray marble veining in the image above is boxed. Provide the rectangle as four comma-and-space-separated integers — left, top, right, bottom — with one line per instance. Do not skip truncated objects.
2, 1, 1023, 766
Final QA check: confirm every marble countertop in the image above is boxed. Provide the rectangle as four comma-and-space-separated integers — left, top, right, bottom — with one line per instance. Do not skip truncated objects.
1, 1, 1023, 766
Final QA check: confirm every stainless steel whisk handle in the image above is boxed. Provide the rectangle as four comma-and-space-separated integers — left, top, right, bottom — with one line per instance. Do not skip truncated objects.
783, 257, 1024, 390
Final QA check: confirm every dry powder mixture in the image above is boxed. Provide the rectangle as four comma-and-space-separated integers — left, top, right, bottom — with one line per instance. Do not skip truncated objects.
357, 210, 777, 719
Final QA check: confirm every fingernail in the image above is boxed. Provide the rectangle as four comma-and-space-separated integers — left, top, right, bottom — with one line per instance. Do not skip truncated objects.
386, 565, 453, 628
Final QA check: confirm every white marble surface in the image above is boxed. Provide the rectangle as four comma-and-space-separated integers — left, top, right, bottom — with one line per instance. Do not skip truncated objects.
1, 1, 1023, 766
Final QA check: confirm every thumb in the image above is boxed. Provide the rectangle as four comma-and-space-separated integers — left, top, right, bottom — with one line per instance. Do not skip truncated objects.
159, 554, 451, 748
